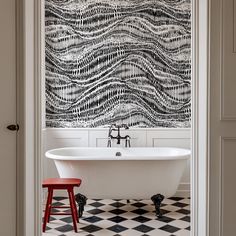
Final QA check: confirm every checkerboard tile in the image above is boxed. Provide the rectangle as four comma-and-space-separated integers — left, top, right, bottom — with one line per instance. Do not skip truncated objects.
42, 197, 190, 236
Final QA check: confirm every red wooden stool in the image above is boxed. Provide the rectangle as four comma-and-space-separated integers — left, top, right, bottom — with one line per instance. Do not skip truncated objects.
42, 178, 82, 233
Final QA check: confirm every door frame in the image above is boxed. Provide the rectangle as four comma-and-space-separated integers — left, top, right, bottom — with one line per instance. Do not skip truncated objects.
17, 0, 210, 235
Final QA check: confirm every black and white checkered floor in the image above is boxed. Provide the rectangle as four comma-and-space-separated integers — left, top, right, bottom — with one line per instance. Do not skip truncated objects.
42, 197, 190, 236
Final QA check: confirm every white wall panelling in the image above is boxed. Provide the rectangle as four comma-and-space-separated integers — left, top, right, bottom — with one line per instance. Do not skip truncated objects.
88, 129, 147, 147
146, 129, 190, 148
46, 129, 89, 148
146, 129, 191, 191
43, 128, 191, 197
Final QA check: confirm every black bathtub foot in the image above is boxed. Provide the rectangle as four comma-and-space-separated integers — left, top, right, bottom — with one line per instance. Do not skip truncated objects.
151, 194, 165, 218
127, 199, 130, 204
75, 193, 87, 218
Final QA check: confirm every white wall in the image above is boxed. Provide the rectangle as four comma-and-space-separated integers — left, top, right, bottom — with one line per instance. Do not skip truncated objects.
42, 128, 191, 197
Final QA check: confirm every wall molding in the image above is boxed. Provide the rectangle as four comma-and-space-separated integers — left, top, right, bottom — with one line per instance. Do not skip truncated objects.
233, 0, 236, 53
219, 137, 236, 236
220, 0, 236, 120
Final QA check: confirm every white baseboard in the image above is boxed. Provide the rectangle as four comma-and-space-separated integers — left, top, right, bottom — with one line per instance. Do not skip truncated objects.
174, 190, 191, 198
174, 183, 190, 198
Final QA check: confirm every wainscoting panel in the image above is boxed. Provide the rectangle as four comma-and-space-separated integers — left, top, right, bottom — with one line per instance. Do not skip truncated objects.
46, 129, 89, 148
146, 129, 191, 148
220, 138, 236, 236
152, 138, 190, 149
221, 0, 236, 119
42, 128, 191, 197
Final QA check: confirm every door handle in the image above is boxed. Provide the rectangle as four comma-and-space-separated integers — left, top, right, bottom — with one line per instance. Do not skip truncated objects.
7, 124, 19, 131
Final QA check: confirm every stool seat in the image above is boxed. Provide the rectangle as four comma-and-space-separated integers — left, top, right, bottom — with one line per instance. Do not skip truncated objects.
42, 178, 82, 233
43, 178, 81, 188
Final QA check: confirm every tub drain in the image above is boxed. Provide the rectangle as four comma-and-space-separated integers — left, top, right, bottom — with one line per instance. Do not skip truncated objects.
115, 152, 122, 157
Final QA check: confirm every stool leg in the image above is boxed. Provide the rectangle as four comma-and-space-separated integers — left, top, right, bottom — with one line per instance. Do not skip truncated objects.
71, 189, 79, 223
68, 188, 78, 233
47, 188, 53, 223
43, 187, 53, 232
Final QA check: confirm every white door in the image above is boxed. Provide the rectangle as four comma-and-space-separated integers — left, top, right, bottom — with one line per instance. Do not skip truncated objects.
0, 0, 17, 235
209, 0, 236, 235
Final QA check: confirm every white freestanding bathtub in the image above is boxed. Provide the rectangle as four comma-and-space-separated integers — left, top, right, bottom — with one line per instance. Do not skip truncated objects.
46, 147, 190, 199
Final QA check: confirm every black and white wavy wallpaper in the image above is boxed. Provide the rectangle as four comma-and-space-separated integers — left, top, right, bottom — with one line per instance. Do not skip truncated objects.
45, 0, 191, 128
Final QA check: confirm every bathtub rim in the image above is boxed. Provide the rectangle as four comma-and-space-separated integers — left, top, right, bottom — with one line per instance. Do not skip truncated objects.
45, 147, 191, 161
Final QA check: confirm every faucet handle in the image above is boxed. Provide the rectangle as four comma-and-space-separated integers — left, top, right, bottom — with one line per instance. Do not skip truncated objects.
125, 135, 131, 147
107, 137, 112, 147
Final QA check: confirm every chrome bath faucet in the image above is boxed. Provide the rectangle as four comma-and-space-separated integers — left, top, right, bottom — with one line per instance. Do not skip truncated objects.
107, 124, 131, 147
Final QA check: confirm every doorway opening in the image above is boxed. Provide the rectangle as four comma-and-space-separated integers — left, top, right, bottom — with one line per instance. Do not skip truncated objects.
19, 0, 209, 235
